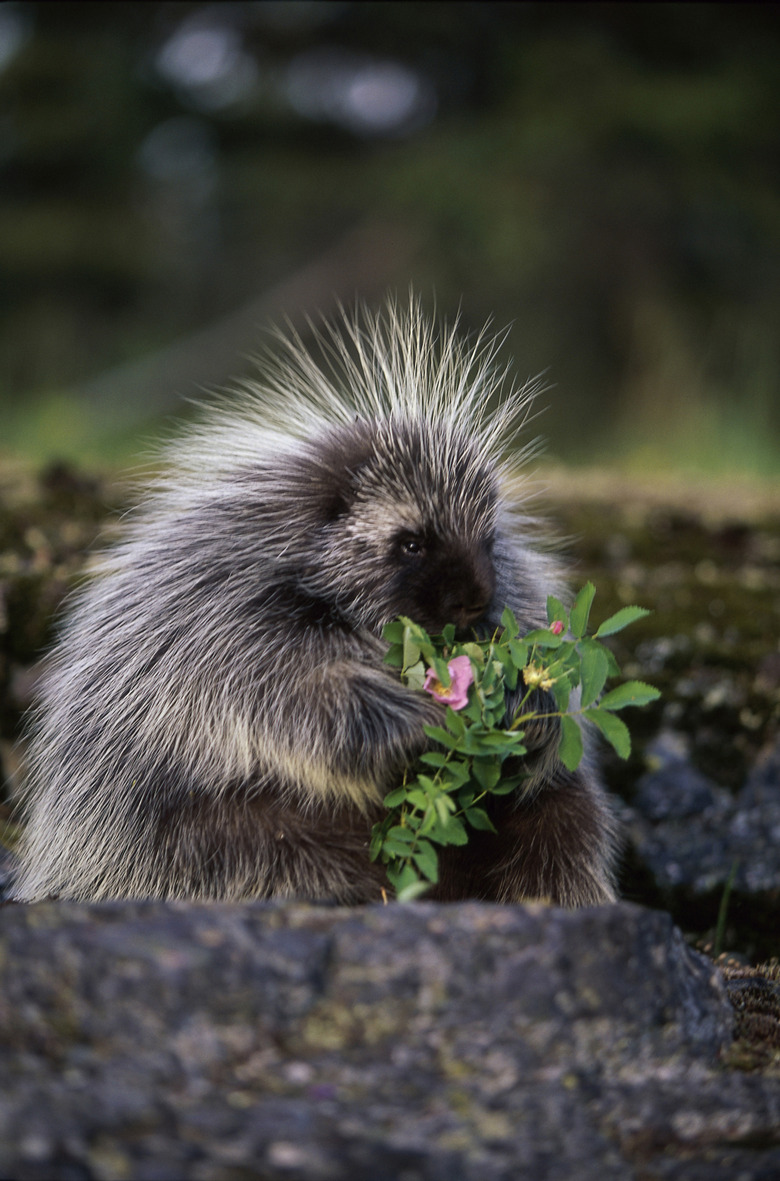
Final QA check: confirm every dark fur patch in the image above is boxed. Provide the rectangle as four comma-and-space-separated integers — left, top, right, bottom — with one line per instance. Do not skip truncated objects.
150, 772, 387, 902
432, 769, 613, 905
306, 422, 378, 522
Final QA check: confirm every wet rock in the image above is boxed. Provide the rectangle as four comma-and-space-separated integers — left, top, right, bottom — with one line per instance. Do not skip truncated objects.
742, 736, 780, 806
1, 899, 766, 1181
633, 760, 722, 821
622, 733, 780, 956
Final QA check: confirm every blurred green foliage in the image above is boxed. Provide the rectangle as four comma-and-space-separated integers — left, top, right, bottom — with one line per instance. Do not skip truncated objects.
0, 2, 779, 474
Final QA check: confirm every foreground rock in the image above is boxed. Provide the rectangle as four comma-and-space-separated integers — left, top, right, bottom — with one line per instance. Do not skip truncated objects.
1, 899, 778, 1180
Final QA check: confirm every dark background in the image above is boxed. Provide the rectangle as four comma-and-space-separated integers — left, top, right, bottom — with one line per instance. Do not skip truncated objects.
1, 1, 779, 474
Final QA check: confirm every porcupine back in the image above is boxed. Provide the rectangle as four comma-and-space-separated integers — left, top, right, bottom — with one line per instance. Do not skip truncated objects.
12, 299, 615, 904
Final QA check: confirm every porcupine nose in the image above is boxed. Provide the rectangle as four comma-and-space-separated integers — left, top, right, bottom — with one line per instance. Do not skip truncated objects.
451, 553, 495, 629
452, 603, 485, 629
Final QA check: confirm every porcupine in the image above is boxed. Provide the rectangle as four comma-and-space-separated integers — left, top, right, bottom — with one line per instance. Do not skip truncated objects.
12, 299, 617, 906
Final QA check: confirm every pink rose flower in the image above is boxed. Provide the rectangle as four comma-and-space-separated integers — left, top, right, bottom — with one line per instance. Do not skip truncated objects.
550, 620, 565, 635
423, 655, 474, 710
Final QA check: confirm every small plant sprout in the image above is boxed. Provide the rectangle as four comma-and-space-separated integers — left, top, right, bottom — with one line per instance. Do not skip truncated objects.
371, 583, 659, 900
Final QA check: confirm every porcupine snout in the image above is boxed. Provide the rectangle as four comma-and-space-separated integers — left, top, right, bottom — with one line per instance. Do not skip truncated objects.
444, 542, 496, 631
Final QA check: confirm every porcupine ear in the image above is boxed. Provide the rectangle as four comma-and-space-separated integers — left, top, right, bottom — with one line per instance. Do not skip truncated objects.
304, 421, 378, 524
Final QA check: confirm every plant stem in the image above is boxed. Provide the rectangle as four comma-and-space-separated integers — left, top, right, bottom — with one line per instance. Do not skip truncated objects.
713, 859, 739, 958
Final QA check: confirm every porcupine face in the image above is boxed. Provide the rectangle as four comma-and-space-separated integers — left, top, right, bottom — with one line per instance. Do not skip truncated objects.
302, 417, 499, 635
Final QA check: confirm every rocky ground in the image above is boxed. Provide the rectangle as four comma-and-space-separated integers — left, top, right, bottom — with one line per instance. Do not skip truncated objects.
1, 458, 779, 1178
0, 899, 778, 1181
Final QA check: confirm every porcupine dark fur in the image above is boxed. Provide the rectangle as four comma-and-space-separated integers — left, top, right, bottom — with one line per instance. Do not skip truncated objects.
12, 299, 617, 905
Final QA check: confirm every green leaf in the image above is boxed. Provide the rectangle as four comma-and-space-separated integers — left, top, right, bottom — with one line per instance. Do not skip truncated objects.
442, 623, 456, 647
437, 815, 469, 846
480, 660, 497, 692
551, 676, 571, 713
490, 773, 526, 795
431, 655, 451, 686
602, 645, 621, 676
396, 879, 432, 902
382, 621, 406, 644
584, 707, 632, 759
435, 795, 457, 824
465, 730, 517, 751
594, 606, 652, 638
578, 639, 610, 707
387, 825, 416, 844
546, 595, 569, 628
463, 806, 497, 832
423, 725, 460, 750
389, 862, 424, 894
404, 661, 426, 691
497, 730, 529, 747
445, 707, 466, 737
494, 648, 518, 690
460, 698, 484, 725
405, 789, 430, 810
382, 839, 419, 858
508, 639, 529, 668
569, 582, 596, 639
397, 616, 430, 643
599, 681, 661, 710
501, 605, 519, 637
558, 715, 584, 771
383, 786, 410, 807
523, 628, 563, 648
550, 638, 577, 665
419, 751, 449, 768
472, 759, 501, 791
441, 760, 471, 788
477, 727, 527, 746
415, 775, 438, 793
412, 840, 439, 883
402, 630, 422, 672
483, 696, 508, 727
417, 808, 440, 837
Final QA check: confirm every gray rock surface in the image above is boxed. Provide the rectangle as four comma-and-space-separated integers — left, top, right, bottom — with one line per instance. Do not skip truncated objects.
2, 898, 778, 1180
623, 732, 780, 904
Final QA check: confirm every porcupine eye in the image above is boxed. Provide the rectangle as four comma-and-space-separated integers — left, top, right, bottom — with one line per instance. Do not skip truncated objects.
398, 532, 427, 559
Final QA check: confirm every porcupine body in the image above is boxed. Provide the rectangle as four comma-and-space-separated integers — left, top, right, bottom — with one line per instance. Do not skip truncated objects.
12, 300, 617, 906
